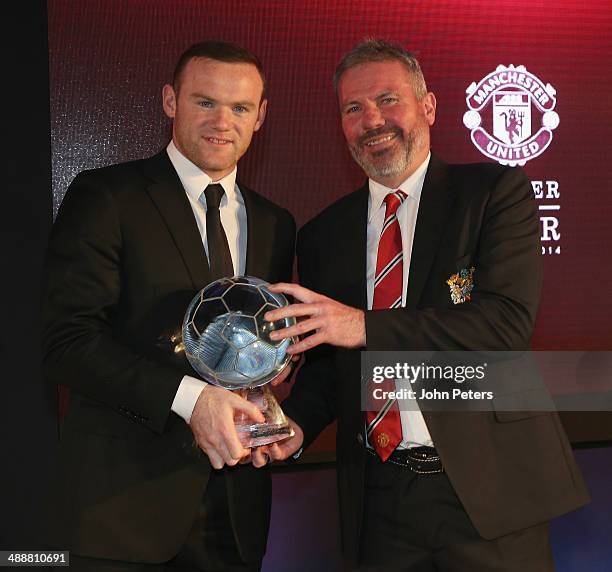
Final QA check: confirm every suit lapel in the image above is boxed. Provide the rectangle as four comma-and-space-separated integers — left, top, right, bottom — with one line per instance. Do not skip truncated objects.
406, 154, 455, 308
335, 185, 369, 309
241, 185, 277, 280
143, 151, 212, 290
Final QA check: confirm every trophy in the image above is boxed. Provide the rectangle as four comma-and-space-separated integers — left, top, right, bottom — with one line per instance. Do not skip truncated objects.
182, 276, 297, 447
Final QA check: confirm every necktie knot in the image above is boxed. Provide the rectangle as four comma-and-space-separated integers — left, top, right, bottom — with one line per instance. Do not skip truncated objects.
204, 183, 225, 210
383, 190, 407, 217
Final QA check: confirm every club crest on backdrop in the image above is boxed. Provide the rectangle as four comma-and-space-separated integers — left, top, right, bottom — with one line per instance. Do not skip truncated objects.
463, 64, 559, 166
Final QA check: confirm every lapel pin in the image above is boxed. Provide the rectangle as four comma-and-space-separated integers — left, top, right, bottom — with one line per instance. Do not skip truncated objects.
446, 266, 475, 305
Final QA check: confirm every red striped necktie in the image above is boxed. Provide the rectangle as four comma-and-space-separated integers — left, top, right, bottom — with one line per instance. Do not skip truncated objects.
366, 190, 407, 461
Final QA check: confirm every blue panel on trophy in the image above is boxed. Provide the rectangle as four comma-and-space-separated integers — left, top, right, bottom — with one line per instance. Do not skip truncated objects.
236, 339, 279, 379
221, 314, 258, 349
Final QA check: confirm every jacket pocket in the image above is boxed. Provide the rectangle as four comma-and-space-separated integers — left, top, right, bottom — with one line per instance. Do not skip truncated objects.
493, 410, 550, 423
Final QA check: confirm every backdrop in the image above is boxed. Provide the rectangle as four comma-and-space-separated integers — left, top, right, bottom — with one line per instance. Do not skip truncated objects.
47, 0, 612, 450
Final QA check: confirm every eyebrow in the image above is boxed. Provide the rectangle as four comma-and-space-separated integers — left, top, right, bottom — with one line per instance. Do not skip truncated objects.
341, 90, 399, 111
376, 91, 398, 99
190, 92, 257, 109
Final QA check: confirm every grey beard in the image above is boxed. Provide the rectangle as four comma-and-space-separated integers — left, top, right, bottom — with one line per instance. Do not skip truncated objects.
350, 128, 423, 181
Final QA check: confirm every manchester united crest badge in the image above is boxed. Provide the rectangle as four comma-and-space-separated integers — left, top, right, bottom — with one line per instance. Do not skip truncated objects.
463, 65, 559, 167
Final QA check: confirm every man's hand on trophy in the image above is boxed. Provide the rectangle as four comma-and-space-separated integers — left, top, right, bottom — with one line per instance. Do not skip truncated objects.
190, 385, 265, 470
251, 416, 305, 467
264, 283, 366, 352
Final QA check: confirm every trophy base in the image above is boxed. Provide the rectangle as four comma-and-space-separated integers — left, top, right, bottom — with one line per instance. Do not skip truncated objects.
234, 385, 295, 448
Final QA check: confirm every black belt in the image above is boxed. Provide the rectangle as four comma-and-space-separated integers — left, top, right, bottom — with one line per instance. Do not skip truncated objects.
366, 446, 444, 474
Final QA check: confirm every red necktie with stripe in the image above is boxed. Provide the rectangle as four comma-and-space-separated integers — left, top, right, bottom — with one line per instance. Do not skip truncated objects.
366, 190, 407, 461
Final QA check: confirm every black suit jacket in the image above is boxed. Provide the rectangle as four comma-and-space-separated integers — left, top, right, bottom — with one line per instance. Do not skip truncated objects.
283, 154, 589, 563
42, 150, 295, 563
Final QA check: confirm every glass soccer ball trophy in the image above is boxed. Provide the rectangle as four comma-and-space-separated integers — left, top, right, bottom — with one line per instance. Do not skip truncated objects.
182, 276, 296, 447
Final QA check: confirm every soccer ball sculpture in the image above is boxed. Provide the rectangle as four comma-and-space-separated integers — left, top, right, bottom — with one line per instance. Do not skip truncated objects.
182, 276, 296, 446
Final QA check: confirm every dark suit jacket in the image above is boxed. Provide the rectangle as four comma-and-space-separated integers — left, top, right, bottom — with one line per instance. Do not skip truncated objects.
282, 154, 589, 563
42, 150, 295, 563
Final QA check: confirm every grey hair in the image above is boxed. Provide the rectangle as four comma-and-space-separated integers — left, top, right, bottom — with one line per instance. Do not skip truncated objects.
333, 38, 427, 100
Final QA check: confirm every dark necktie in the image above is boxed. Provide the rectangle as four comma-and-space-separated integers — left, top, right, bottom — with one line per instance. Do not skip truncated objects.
366, 190, 407, 461
202, 183, 234, 280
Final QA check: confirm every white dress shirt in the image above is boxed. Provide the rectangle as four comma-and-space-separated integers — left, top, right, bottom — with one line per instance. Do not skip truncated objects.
366, 152, 434, 448
166, 141, 247, 423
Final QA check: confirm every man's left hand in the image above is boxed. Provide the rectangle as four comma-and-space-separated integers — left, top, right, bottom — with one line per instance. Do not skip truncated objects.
264, 283, 365, 353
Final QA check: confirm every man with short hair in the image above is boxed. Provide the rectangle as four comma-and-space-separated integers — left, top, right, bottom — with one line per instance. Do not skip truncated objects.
261, 39, 589, 571
43, 40, 295, 571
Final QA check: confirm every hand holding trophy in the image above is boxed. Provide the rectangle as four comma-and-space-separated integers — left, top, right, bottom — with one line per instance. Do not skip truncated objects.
182, 276, 297, 448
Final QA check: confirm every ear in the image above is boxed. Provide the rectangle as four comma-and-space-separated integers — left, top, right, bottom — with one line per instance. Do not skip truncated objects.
422, 92, 436, 126
253, 98, 268, 132
162, 84, 177, 119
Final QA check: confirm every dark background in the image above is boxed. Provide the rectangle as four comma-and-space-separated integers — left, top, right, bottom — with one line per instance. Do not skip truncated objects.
2, 0, 56, 554
2, 1, 611, 569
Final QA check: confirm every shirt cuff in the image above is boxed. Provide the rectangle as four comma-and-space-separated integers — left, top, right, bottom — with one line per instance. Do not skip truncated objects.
171, 375, 207, 424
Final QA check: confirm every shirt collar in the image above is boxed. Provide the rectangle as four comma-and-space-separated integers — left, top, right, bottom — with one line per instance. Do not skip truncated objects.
166, 140, 238, 205
367, 151, 431, 222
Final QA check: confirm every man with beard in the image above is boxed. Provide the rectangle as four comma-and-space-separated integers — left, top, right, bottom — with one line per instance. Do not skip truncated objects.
255, 39, 589, 571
